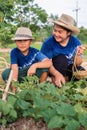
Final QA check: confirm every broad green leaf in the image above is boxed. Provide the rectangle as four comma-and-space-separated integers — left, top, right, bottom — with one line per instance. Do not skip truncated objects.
33, 96, 51, 109
65, 119, 79, 130
23, 108, 35, 118
0, 99, 5, 111
56, 102, 76, 116
9, 109, 17, 119
7, 95, 17, 106
2, 103, 12, 116
75, 87, 87, 96
17, 99, 30, 110
17, 90, 30, 100
78, 113, 87, 127
74, 94, 84, 101
39, 107, 57, 122
74, 103, 85, 113
0, 118, 7, 125
48, 115, 63, 129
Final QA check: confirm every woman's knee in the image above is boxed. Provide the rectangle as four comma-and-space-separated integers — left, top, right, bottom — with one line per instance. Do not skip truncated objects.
52, 54, 68, 76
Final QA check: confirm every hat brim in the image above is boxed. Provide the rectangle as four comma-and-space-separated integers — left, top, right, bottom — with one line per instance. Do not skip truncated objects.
52, 21, 80, 35
12, 37, 34, 41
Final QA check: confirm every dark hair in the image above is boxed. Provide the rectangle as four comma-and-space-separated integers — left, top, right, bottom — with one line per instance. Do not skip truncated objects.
54, 24, 72, 33
60, 25, 72, 33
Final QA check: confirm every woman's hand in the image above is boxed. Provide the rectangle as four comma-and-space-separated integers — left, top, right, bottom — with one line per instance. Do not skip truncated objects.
77, 46, 86, 55
52, 72, 66, 88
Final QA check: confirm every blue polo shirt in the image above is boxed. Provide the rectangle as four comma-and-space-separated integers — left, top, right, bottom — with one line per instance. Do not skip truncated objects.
41, 35, 81, 64
10, 47, 47, 69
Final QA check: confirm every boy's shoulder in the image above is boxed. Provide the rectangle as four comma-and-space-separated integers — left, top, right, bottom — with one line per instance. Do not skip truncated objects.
11, 48, 18, 53
29, 47, 39, 52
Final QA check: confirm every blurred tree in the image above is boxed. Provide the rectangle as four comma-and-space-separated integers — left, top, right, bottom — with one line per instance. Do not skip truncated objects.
12, 0, 48, 32
0, 0, 87, 47
0, 0, 48, 46
0, 0, 15, 47
78, 27, 87, 44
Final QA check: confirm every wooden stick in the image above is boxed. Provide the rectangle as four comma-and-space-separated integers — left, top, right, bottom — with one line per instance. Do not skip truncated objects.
0, 88, 15, 95
2, 70, 13, 101
0, 70, 13, 118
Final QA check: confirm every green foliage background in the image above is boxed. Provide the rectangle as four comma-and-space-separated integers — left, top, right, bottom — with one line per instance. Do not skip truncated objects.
1, 0, 87, 47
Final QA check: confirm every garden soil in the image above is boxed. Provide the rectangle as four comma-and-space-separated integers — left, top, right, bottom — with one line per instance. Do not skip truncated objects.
0, 118, 49, 130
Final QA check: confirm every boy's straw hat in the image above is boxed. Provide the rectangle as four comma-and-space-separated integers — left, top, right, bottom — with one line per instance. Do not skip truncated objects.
13, 27, 34, 40
52, 13, 80, 35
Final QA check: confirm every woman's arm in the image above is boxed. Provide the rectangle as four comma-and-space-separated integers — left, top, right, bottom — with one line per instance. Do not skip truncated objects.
49, 65, 66, 87
74, 46, 85, 66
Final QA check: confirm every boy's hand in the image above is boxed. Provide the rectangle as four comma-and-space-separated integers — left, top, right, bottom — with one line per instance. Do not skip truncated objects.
27, 64, 36, 76
11, 80, 17, 93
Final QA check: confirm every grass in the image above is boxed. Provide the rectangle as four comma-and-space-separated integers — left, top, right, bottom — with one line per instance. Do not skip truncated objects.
7, 42, 42, 50
31, 43, 42, 50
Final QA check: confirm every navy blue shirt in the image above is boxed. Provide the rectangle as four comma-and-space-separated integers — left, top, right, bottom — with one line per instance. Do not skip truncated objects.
10, 47, 47, 69
41, 35, 81, 64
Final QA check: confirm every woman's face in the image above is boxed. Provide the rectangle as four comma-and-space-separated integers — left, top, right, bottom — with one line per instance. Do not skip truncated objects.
53, 24, 71, 43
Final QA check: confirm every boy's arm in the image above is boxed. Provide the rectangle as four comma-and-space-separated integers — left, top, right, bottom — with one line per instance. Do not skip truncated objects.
11, 64, 18, 81
27, 58, 52, 76
9, 64, 18, 93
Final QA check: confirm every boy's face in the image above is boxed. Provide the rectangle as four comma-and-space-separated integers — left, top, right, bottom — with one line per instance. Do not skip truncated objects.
15, 39, 32, 55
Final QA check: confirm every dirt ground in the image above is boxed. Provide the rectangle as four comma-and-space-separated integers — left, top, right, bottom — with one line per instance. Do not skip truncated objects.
0, 118, 85, 130
0, 48, 11, 52
0, 118, 49, 130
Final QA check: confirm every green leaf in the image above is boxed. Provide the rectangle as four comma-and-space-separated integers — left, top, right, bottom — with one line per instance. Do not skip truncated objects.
2, 103, 12, 116
65, 119, 79, 130
33, 96, 51, 109
17, 99, 30, 110
48, 115, 63, 129
7, 95, 17, 106
74, 94, 83, 101
0, 118, 7, 125
39, 107, 57, 122
74, 103, 85, 113
9, 109, 17, 119
78, 113, 87, 127
56, 102, 76, 116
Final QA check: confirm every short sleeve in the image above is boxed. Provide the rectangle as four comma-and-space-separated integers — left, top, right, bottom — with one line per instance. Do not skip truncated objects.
10, 49, 18, 64
35, 51, 48, 61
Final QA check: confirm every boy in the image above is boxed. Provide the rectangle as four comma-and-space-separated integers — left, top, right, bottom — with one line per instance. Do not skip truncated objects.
2, 27, 52, 92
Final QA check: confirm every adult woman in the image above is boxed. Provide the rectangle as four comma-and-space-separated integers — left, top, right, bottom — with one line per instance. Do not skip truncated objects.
41, 13, 85, 87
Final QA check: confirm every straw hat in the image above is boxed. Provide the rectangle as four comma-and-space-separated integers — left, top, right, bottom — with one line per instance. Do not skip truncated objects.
13, 27, 34, 40
52, 13, 80, 35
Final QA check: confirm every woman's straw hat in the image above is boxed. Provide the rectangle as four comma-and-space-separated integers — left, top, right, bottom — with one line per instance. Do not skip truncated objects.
52, 13, 80, 35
